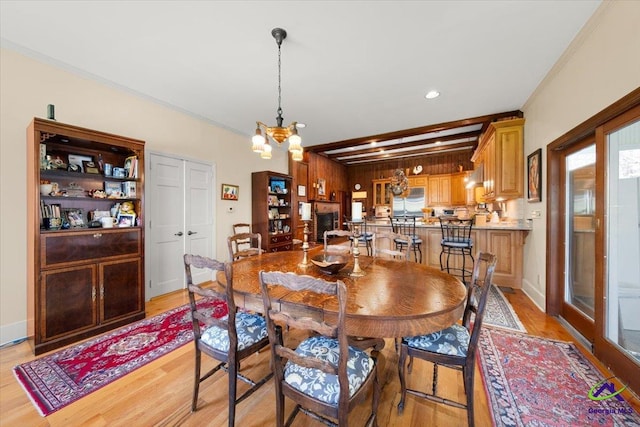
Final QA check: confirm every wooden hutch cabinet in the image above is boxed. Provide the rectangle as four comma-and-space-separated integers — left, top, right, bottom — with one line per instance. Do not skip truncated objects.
252, 171, 294, 252
27, 118, 145, 354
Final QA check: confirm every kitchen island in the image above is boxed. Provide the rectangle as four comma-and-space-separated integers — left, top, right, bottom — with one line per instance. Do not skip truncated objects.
364, 219, 530, 288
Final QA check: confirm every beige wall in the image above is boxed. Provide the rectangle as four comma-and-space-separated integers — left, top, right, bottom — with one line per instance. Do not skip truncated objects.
0, 48, 287, 344
521, 1, 640, 308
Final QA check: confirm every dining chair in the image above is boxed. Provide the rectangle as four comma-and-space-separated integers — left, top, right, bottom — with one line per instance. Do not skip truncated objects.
232, 223, 252, 251
184, 254, 277, 426
227, 232, 263, 261
372, 231, 411, 261
397, 252, 497, 427
259, 270, 380, 427
390, 216, 423, 263
438, 216, 474, 285
323, 229, 353, 255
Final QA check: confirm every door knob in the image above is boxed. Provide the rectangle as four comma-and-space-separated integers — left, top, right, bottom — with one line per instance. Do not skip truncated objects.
188, 231, 197, 235
175, 231, 183, 236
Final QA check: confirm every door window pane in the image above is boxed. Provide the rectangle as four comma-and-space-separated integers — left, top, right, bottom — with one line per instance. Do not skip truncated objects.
565, 145, 596, 319
606, 119, 640, 362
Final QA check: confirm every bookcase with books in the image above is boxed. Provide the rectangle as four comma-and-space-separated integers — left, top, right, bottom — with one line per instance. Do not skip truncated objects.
251, 171, 294, 252
27, 118, 146, 354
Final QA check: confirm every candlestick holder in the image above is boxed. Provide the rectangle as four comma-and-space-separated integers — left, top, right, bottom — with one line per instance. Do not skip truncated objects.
298, 220, 311, 267
349, 221, 365, 277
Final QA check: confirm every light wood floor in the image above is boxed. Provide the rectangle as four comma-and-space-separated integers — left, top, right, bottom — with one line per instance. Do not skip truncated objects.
1, 289, 638, 426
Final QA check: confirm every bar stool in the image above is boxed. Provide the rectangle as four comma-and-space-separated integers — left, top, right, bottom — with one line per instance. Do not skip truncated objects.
438, 217, 474, 285
391, 216, 422, 263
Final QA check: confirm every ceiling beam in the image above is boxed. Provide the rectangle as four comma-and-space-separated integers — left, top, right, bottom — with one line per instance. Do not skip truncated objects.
326, 130, 480, 159
338, 141, 476, 165
306, 110, 523, 153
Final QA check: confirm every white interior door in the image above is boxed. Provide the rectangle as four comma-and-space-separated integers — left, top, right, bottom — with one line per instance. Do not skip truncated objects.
147, 153, 214, 299
185, 160, 215, 285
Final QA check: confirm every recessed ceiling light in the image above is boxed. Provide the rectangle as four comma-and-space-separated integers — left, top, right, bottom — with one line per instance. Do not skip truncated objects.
296, 123, 306, 128
435, 140, 442, 145
425, 90, 440, 99
370, 141, 377, 146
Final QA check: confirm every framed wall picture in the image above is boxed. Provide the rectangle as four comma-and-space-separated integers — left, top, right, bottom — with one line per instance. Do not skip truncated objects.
221, 183, 239, 200
527, 148, 542, 203
297, 185, 306, 197
317, 178, 326, 196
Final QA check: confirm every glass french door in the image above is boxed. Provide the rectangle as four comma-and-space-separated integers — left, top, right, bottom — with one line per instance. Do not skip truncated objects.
594, 107, 640, 391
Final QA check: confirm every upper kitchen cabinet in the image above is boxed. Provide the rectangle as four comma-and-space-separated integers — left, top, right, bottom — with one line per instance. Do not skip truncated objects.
427, 174, 451, 206
471, 118, 524, 201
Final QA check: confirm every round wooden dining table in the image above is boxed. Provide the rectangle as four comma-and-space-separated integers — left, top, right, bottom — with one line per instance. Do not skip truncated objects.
217, 248, 467, 339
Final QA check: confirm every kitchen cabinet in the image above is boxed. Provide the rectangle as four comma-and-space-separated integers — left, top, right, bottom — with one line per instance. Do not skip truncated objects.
372, 178, 392, 206
450, 172, 472, 206
252, 171, 294, 252
428, 174, 451, 206
27, 118, 145, 354
472, 118, 524, 201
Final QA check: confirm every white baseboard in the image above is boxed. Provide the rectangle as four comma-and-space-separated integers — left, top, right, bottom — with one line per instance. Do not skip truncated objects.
521, 278, 546, 312
0, 320, 27, 347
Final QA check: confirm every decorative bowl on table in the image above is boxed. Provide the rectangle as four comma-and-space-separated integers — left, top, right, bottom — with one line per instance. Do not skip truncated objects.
311, 254, 348, 275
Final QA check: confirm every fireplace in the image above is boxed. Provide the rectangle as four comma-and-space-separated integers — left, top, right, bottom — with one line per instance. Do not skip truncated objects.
312, 201, 340, 242
316, 212, 339, 241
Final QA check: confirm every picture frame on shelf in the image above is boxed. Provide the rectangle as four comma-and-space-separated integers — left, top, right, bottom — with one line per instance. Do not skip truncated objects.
67, 154, 93, 173
527, 148, 542, 203
221, 183, 239, 200
62, 208, 86, 228
117, 213, 136, 227
104, 181, 123, 197
82, 160, 100, 174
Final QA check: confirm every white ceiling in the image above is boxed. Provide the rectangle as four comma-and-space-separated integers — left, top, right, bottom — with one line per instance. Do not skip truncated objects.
1, 1, 601, 152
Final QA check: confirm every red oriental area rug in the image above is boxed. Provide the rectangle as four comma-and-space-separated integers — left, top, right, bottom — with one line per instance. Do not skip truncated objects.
478, 328, 640, 426
13, 299, 227, 417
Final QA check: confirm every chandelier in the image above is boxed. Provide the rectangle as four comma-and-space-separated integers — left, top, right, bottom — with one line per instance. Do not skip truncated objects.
252, 28, 303, 161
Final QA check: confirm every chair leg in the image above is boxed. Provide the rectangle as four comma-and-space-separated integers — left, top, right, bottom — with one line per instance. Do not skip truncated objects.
463, 365, 475, 427
432, 363, 439, 395
228, 359, 237, 427
397, 344, 408, 413
274, 380, 285, 427
440, 248, 446, 271
192, 348, 201, 412
371, 364, 380, 427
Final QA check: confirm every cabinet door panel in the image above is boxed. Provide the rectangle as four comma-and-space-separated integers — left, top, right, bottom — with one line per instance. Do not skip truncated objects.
100, 258, 143, 323
42, 229, 141, 267
40, 265, 97, 340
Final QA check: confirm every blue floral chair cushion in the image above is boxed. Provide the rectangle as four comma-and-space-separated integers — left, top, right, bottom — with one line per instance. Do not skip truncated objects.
404, 323, 470, 357
200, 311, 267, 352
283, 335, 374, 405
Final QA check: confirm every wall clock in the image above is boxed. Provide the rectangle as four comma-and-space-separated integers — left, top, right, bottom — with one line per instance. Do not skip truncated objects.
354, 183, 361, 190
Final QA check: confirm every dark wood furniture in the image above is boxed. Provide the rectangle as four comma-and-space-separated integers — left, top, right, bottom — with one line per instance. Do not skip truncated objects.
251, 171, 294, 252
27, 118, 145, 355
217, 248, 467, 339
259, 270, 379, 426
184, 254, 274, 427
397, 252, 497, 427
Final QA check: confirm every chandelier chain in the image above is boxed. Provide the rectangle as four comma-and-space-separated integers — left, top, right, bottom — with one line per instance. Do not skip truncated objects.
277, 41, 282, 117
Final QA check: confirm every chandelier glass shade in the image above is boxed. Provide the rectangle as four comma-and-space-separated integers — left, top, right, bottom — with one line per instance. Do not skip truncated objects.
252, 28, 303, 161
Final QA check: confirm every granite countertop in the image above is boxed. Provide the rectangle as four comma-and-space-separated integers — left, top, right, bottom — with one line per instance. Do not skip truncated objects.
366, 219, 532, 231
